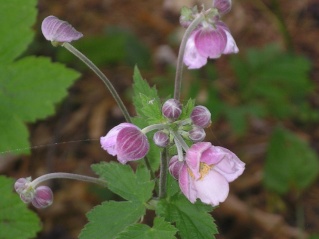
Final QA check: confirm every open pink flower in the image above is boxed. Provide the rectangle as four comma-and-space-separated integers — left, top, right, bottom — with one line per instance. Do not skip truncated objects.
169, 142, 245, 206
100, 123, 149, 164
184, 22, 238, 69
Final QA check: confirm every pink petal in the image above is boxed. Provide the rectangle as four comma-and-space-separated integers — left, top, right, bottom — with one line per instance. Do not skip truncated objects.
100, 123, 135, 156
193, 170, 229, 206
200, 144, 228, 165
216, 21, 239, 54
41, 16, 83, 43
185, 142, 211, 180
183, 30, 208, 69
116, 126, 149, 164
179, 165, 197, 203
213, 146, 245, 182
194, 27, 227, 59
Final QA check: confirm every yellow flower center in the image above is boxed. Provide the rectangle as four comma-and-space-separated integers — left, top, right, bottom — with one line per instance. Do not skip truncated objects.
187, 162, 213, 180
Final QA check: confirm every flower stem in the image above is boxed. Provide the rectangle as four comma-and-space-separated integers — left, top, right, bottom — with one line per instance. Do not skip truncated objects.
62, 42, 131, 122
30, 172, 107, 187
173, 12, 206, 100
141, 123, 168, 134
159, 148, 168, 198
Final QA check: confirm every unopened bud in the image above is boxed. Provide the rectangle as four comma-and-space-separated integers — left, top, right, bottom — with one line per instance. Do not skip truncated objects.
190, 106, 211, 128
189, 126, 206, 142
32, 186, 53, 209
153, 131, 169, 147
213, 0, 232, 15
14, 177, 30, 194
162, 99, 182, 120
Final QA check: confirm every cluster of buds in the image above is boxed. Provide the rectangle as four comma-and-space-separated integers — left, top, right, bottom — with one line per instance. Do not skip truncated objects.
100, 99, 245, 206
14, 177, 53, 209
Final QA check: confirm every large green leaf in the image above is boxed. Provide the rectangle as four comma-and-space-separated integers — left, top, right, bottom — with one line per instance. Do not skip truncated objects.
92, 162, 155, 203
0, 0, 37, 64
157, 194, 217, 239
0, 176, 41, 239
264, 126, 319, 194
116, 217, 177, 239
80, 201, 145, 239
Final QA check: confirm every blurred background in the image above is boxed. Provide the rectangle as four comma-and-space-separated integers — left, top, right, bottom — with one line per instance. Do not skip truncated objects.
2, 0, 319, 238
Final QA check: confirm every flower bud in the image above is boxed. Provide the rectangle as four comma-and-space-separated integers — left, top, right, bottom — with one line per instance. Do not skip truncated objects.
190, 106, 211, 128
14, 177, 30, 194
189, 126, 206, 142
169, 155, 185, 180
41, 16, 83, 46
213, 0, 232, 15
153, 131, 169, 147
162, 99, 182, 120
32, 186, 53, 209
100, 123, 150, 164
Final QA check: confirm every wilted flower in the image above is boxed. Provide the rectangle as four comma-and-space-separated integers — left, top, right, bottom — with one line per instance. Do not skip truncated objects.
100, 123, 150, 164
169, 142, 245, 206
41, 15, 83, 46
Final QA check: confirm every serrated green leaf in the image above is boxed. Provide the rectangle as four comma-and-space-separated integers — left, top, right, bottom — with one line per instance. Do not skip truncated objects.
156, 194, 217, 239
116, 217, 177, 239
0, 56, 79, 122
132, 66, 164, 124
179, 98, 195, 120
0, 176, 41, 239
0, 56, 79, 154
264, 126, 319, 194
92, 162, 155, 203
0, 0, 37, 64
80, 201, 145, 239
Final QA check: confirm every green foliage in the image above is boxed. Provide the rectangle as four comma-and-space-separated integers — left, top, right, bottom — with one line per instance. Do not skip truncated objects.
92, 162, 154, 203
157, 193, 217, 239
117, 217, 177, 239
0, 1, 80, 154
79, 201, 146, 239
0, 176, 41, 239
80, 162, 156, 238
57, 28, 151, 69
228, 44, 316, 134
264, 126, 319, 194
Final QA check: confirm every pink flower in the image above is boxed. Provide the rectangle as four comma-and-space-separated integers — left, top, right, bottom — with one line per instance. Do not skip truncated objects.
100, 123, 149, 164
169, 142, 245, 206
183, 21, 238, 69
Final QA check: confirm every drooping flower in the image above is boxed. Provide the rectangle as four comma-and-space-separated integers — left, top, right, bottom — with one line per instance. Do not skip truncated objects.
100, 123, 150, 164
169, 142, 245, 206
41, 16, 83, 46
184, 21, 238, 69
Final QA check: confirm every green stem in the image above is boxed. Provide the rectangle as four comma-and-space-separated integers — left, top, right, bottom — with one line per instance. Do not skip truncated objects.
173, 12, 206, 100
62, 42, 131, 122
159, 148, 168, 198
62, 43, 155, 178
30, 172, 107, 187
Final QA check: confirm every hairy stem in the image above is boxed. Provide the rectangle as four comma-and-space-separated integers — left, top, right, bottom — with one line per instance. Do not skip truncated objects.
159, 148, 168, 198
62, 42, 131, 122
31, 172, 107, 187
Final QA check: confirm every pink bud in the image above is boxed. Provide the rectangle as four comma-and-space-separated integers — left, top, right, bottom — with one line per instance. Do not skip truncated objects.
153, 131, 169, 147
41, 16, 83, 45
169, 156, 185, 180
189, 126, 206, 142
100, 123, 150, 164
14, 178, 30, 194
190, 106, 211, 128
32, 186, 53, 209
213, 0, 232, 15
162, 99, 182, 120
